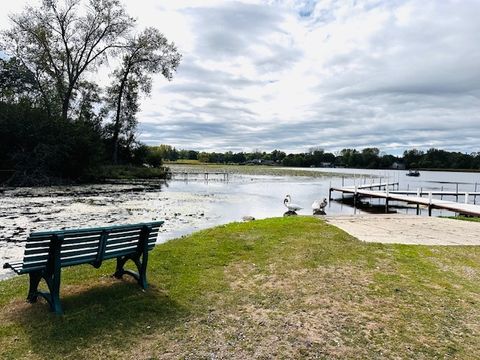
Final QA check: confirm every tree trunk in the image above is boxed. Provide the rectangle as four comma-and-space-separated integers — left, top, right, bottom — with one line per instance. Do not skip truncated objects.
61, 86, 74, 122
112, 68, 130, 164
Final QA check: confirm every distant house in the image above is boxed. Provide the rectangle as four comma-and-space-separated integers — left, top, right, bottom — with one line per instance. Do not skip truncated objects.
244, 159, 275, 166
390, 162, 405, 170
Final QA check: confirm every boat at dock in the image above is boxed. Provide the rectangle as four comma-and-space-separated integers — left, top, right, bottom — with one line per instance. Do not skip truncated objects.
406, 169, 420, 177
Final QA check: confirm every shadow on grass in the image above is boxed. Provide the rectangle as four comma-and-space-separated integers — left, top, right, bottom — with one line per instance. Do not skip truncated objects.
7, 278, 187, 357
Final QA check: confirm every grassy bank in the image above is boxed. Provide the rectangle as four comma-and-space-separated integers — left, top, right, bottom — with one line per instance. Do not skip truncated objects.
0, 217, 479, 359
93, 165, 170, 181
449, 216, 480, 223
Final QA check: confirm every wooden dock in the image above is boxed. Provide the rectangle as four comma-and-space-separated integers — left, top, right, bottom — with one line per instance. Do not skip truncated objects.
170, 171, 230, 181
329, 183, 480, 216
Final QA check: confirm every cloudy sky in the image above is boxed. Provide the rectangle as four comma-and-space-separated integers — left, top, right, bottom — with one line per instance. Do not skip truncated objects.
2, 0, 480, 154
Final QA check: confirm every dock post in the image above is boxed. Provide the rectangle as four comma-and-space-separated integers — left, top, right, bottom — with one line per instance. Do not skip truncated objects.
385, 186, 389, 213
428, 192, 432, 216
353, 185, 358, 209
416, 204, 420, 215
465, 193, 469, 204
475, 183, 477, 205
328, 188, 332, 201
456, 183, 459, 202
342, 176, 345, 187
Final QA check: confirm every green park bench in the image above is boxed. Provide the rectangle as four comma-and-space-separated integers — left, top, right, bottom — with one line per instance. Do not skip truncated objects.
3, 221, 164, 315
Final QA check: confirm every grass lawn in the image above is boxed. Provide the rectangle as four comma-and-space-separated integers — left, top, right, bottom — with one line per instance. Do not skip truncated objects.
449, 216, 480, 223
94, 165, 169, 180
0, 217, 479, 359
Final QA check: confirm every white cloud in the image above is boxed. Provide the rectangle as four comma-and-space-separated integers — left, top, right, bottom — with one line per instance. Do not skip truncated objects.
1, 0, 480, 154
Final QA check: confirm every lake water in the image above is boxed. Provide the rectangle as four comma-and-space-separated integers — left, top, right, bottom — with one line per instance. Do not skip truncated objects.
168, 167, 480, 221
1, 167, 479, 279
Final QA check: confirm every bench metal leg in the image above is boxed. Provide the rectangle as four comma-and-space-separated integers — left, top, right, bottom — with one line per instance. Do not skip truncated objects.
113, 253, 148, 290
27, 271, 42, 303
113, 256, 130, 279
138, 251, 148, 290
113, 225, 151, 290
26, 271, 63, 315
40, 271, 63, 315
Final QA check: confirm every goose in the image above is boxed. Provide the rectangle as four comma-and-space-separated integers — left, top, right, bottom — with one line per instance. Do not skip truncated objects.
312, 198, 327, 215
284, 194, 302, 213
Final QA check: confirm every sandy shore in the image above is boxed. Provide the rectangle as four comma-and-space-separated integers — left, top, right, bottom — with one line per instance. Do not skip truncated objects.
325, 214, 480, 245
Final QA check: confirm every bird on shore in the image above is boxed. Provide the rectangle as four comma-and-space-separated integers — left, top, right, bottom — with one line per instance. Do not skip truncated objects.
312, 198, 327, 215
283, 194, 302, 215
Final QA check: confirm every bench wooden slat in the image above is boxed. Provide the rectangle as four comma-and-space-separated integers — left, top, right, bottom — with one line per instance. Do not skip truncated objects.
103, 247, 139, 260
9, 263, 24, 271
61, 247, 100, 260
21, 259, 49, 271
24, 247, 51, 256
106, 228, 159, 246
105, 241, 140, 252
106, 234, 141, 246
61, 254, 98, 267
23, 254, 49, 263
18, 264, 45, 274
61, 234, 102, 245
25, 240, 51, 249
106, 229, 141, 239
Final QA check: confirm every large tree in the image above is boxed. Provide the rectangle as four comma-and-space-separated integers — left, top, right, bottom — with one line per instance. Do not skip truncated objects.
2, 0, 134, 121
105, 27, 181, 163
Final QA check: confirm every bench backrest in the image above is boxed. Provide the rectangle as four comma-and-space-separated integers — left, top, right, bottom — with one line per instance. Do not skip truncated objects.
20, 221, 163, 273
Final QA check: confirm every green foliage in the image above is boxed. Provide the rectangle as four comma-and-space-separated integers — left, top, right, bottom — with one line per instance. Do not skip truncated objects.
0, 102, 104, 185
149, 145, 179, 162
0, 58, 39, 104
166, 145, 479, 170
404, 148, 480, 169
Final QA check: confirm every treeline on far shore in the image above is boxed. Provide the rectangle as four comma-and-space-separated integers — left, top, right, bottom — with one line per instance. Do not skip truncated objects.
152, 145, 480, 170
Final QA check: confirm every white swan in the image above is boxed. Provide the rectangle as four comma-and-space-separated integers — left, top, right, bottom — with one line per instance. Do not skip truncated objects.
284, 194, 302, 213
312, 198, 327, 212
